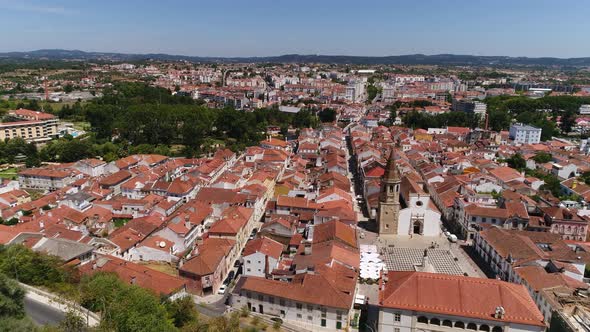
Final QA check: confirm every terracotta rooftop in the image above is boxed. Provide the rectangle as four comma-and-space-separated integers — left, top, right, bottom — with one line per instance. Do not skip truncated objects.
380, 271, 545, 327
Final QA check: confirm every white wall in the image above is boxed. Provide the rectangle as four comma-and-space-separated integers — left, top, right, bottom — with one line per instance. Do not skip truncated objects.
231, 291, 350, 331
397, 194, 441, 237
244, 252, 266, 277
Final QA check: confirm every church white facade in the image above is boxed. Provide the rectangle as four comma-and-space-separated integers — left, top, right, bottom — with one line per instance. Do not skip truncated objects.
397, 177, 442, 237
377, 150, 442, 237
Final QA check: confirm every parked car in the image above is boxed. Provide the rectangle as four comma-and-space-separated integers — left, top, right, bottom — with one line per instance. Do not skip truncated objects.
217, 285, 227, 295
249, 228, 258, 240
447, 234, 458, 243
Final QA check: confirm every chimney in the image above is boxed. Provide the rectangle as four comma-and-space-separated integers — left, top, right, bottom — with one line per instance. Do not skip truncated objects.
184, 215, 191, 229
304, 241, 312, 255
494, 306, 505, 319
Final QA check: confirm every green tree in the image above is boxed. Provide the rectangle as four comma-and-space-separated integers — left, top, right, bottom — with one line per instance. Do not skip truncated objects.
165, 296, 199, 328
80, 273, 176, 332
58, 310, 87, 332
532, 152, 552, 164
0, 245, 69, 287
506, 153, 526, 171
63, 84, 74, 94
366, 85, 380, 101
318, 108, 337, 123
540, 174, 562, 198
0, 273, 26, 319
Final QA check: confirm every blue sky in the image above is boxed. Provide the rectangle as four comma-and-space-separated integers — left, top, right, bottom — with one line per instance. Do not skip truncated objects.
1, 0, 589, 57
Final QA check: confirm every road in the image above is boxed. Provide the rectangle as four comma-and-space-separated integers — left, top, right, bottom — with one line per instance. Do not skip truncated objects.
24, 297, 65, 326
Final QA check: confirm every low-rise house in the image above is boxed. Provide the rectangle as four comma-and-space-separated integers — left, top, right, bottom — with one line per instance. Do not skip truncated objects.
208, 206, 255, 253
231, 263, 357, 331
98, 170, 133, 195
540, 206, 589, 241
74, 158, 107, 177
179, 238, 236, 296
242, 237, 283, 278
80, 255, 187, 300
30, 237, 94, 265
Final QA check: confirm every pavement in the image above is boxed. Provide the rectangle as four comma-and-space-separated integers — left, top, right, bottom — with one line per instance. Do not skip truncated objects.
20, 283, 100, 327
24, 297, 65, 326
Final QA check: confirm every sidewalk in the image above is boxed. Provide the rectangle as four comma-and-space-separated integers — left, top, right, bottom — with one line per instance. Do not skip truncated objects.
20, 283, 101, 327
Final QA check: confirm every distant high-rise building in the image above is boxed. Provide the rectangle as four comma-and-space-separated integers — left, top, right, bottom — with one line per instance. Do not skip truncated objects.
452, 99, 487, 117
579, 104, 590, 115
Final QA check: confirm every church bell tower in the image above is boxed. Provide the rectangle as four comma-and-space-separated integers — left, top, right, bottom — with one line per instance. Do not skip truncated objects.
377, 148, 401, 235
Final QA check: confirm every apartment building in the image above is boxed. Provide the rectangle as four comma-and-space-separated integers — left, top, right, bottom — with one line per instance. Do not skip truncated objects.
1, 108, 59, 143
452, 99, 487, 117
509, 123, 542, 145
18, 168, 78, 191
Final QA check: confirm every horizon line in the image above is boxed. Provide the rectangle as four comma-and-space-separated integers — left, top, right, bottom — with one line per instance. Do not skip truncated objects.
1, 48, 589, 60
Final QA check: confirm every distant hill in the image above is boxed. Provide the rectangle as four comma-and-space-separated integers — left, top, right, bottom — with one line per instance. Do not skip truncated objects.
1, 49, 590, 67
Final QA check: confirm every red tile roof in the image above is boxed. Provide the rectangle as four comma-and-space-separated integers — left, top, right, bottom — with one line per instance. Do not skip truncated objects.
235, 263, 356, 309
243, 237, 283, 259
380, 271, 545, 327
79, 255, 185, 296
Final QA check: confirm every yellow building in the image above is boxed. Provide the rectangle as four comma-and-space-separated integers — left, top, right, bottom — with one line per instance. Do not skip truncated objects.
1, 109, 58, 143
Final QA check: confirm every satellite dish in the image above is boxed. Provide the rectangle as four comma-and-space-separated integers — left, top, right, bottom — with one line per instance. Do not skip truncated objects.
159, 241, 166, 248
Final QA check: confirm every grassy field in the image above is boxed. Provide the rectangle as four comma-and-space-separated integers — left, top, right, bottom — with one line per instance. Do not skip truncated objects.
0, 167, 18, 180
114, 218, 130, 228
70, 120, 91, 131
139, 262, 178, 276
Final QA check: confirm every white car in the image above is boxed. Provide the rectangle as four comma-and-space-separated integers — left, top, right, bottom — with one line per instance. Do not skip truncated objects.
217, 285, 227, 295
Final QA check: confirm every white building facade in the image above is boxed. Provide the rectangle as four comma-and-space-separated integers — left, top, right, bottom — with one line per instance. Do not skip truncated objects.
509, 124, 542, 145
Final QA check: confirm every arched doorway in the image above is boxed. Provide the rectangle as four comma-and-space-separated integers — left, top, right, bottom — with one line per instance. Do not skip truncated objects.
413, 220, 423, 235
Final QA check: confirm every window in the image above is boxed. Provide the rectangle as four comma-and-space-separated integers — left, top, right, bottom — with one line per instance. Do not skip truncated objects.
321, 319, 326, 327
394, 313, 401, 322
321, 307, 327, 318
467, 323, 478, 330
307, 315, 313, 321
268, 297, 274, 304
296, 313, 302, 318
279, 299, 285, 306
296, 303, 303, 310
482, 217, 487, 222
417, 316, 428, 324
455, 321, 465, 328
258, 295, 263, 301
246, 260, 251, 263
394, 329, 400, 332
442, 320, 453, 327
471, 217, 476, 221
430, 318, 440, 325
